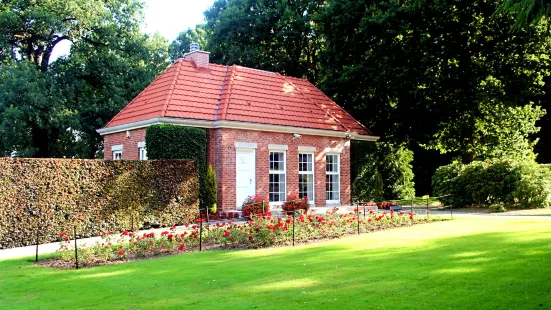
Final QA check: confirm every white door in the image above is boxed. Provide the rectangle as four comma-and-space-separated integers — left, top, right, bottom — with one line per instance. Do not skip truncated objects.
236, 149, 256, 209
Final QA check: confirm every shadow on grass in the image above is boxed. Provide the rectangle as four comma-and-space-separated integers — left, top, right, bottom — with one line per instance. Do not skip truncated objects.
1, 220, 551, 309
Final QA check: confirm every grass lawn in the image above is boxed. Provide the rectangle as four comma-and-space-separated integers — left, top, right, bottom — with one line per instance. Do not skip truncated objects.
1, 217, 550, 309
394, 197, 442, 206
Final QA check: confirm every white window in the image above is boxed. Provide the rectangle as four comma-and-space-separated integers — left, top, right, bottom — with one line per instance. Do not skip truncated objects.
326, 154, 340, 202
112, 144, 123, 160
269, 151, 286, 203
138, 141, 147, 160
113, 151, 122, 160
299, 153, 314, 202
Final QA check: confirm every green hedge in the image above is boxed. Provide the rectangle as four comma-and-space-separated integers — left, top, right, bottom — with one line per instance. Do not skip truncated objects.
0, 158, 199, 249
433, 159, 551, 209
351, 141, 415, 202
145, 125, 208, 209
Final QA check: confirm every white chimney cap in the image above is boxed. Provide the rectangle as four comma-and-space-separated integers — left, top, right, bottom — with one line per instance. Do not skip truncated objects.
190, 43, 200, 52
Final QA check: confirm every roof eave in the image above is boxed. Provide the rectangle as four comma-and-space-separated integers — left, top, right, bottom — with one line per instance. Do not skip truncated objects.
96, 117, 379, 141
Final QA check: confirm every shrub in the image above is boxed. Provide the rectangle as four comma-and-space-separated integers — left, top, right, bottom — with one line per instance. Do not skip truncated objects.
351, 141, 415, 202
204, 165, 217, 214
0, 158, 199, 249
241, 195, 269, 218
146, 125, 208, 209
432, 159, 551, 208
281, 192, 310, 213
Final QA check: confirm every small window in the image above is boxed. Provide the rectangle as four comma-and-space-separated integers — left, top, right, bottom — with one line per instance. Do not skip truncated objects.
113, 151, 122, 160
139, 147, 147, 160
326, 154, 340, 202
269, 151, 286, 203
299, 153, 314, 202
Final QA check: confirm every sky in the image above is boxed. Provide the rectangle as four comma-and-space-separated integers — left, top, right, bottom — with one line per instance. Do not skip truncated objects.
51, 0, 215, 61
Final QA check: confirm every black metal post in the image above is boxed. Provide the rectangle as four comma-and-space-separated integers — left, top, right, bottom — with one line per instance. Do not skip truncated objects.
357, 208, 360, 235
363, 206, 366, 218
35, 222, 39, 262
73, 225, 78, 270
411, 199, 414, 214
199, 216, 203, 252
451, 205, 453, 219
131, 214, 134, 232
292, 212, 295, 247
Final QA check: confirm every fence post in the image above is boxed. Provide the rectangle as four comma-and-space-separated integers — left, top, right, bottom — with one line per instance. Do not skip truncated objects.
292, 211, 295, 247
73, 225, 78, 270
35, 222, 40, 262
199, 215, 203, 252
426, 197, 429, 215
411, 199, 414, 214
363, 206, 366, 218
131, 213, 134, 232
450, 205, 453, 219
357, 207, 360, 235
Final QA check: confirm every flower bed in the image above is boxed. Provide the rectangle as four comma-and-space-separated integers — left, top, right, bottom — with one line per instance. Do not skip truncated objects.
45, 209, 436, 269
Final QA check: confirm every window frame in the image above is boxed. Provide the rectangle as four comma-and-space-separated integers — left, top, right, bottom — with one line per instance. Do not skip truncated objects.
269, 150, 287, 205
298, 152, 315, 204
325, 153, 340, 204
113, 150, 123, 160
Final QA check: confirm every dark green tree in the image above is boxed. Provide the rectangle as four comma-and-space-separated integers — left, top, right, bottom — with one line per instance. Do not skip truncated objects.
168, 25, 210, 62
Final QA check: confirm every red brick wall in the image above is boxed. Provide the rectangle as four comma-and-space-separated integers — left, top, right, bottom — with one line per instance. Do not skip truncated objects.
183, 51, 209, 69
211, 128, 351, 211
104, 127, 352, 211
103, 129, 146, 160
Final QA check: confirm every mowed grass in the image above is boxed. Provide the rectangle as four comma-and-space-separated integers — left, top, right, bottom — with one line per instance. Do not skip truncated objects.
1, 217, 551, 309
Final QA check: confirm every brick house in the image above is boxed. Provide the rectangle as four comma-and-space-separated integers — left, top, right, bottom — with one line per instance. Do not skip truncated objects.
97, 45, 378, 211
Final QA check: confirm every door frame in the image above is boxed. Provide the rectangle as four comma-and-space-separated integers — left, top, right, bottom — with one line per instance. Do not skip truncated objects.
235, 142, 257, 209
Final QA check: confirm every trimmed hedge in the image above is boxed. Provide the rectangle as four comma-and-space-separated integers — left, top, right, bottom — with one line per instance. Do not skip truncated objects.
0, 158, 199, 249
145, 125, 208, 209
433, 159, 551, 209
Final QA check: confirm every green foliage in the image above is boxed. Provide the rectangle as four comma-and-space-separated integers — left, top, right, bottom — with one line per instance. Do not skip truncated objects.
204, 165, 218, 214
351, 141, 415, 202
168, 25, 210, 61
0, 158, 199, 249
497, 0, 551, 27
319, 0, 550, 165
204, 0, 324, 80
146, 125, 208, 209
432, 159, 551, 208
0, 0, 168, 158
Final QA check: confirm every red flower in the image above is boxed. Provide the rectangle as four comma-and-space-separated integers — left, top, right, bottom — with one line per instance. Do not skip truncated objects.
170, 225, 177, 231
224, 231, 231, 237
167, 234, 173, 241
118, 250, 124, 256
178, 244, 185, 251
161, 231, 169, 236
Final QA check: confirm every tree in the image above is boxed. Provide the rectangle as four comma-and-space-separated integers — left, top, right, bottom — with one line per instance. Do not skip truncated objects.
168, 25, 210, 62
0, 0, 168, 158
497, 0, 551, 27
204, 0, 324, 80
319, 0, 549, 166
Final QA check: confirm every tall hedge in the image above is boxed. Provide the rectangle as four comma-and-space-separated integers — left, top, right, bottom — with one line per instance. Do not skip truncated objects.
0, 158, 199, 249
146, 125, 208, 209
433, 159, 551, 209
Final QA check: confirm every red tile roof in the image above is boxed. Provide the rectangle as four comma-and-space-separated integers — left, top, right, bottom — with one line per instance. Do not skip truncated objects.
105, 59, 372, 136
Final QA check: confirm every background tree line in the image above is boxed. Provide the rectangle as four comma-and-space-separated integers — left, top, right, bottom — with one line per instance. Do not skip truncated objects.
1, 0, 550, 197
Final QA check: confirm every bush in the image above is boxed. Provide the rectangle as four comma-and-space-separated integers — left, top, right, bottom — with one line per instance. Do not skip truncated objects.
204, 165, 217, 214
351, 141, 415, 202
146, 125, 208, 209
281, 192, 310, 213
432, 159, 551, 208
0, 158, 199, 249
241, 195, 269, 218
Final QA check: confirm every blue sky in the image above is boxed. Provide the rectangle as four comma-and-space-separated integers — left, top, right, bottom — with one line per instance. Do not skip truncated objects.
51, 0, 215, 60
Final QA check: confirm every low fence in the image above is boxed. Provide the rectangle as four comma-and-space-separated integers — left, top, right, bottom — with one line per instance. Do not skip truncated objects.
0, 158, 199, 249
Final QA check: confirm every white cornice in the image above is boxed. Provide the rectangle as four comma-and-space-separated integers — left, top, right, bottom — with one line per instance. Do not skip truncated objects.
96, 117, 380, 142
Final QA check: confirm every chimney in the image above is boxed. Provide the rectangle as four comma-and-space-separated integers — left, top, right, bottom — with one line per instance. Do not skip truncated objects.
183, 43, 209, 70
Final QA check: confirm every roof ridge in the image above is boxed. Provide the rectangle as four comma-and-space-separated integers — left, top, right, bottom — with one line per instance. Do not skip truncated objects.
161, 60, 183, 117
104, 60, 177, 127
220, 65, 237, 120
278, 74, 350, 132
214, 65, 231, 121
301, 78, 373, 135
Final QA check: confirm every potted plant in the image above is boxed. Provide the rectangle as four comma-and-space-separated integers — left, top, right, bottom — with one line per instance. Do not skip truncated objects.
281, 192, 310, 215
241, 195, 269, 218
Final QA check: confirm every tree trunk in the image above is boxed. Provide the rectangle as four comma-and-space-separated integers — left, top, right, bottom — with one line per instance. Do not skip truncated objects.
30, 125, 50, 158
